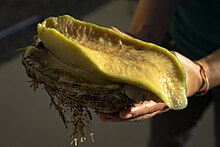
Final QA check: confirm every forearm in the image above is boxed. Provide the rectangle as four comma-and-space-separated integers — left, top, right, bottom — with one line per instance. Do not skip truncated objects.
199, 48, 220, 90
129, 0, 180, 44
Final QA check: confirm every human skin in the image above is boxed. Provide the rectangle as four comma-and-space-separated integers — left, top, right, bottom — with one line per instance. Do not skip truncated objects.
97, 0, 220, 122
97, 49, 220, 122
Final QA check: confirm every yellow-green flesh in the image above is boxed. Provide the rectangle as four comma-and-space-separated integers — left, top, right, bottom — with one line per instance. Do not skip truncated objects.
37, 15, 187, 110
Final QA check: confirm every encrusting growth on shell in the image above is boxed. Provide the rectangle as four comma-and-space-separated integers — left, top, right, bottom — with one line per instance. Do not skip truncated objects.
22, 40, 135, 145
21, 15, 187, 145
29, 75, 95, 145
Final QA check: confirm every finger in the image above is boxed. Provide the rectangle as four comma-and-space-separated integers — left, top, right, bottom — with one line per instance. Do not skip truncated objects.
119, 100, 167, 119
96, 107, 169, 122
111, 26, 121, 33
111, 26, 130, 37
96, 112, 122, 122
125, 108, 169, 122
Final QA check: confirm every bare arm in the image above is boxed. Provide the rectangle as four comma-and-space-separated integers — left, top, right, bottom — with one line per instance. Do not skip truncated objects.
97, 49, 220, 122
97, 1, 220, 122
129, 0, 180, 44
129, 0, 220, 93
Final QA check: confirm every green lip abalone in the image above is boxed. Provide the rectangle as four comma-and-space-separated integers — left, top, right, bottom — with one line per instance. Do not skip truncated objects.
22, 15, 187, 145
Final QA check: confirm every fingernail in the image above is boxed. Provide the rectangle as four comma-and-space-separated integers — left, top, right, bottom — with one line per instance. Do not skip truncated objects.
122, 113, 132, 119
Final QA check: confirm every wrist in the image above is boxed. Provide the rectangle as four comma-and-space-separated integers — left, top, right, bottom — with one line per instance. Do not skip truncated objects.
199, 48, 220, 89
194, 61, 210, 96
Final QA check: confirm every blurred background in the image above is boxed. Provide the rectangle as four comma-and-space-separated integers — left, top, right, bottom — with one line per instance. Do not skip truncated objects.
0, 0, 215, 146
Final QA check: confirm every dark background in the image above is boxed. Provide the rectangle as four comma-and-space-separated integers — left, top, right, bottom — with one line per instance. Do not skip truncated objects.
0, 0, 110, 64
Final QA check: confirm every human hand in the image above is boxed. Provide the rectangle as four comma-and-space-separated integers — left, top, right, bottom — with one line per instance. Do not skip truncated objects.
172, 52, 203, 97
97, 100, 169, 121
97, 27, 202, 122
96, 27, 169, 121
96, 51, 203, 122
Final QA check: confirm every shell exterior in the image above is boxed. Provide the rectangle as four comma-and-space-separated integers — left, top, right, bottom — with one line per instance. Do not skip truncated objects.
21, 15, 187, 144
22, 40, 156, 144
22, 42, 137, 113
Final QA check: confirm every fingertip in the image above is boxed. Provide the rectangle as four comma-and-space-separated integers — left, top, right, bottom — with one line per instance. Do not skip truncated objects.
121, 113, 133, 119
119, 108, 133, 119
